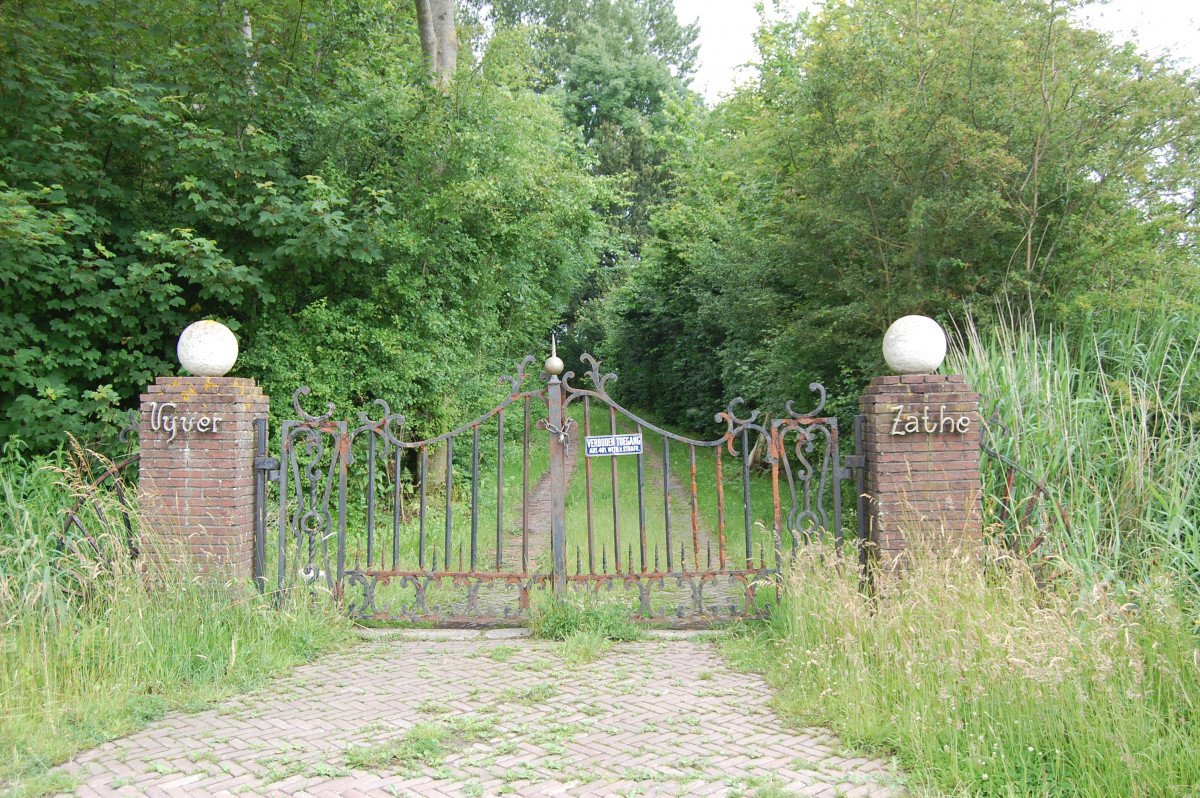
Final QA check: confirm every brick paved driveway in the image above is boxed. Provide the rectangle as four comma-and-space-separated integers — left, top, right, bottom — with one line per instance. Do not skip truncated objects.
55, 632, 904, 797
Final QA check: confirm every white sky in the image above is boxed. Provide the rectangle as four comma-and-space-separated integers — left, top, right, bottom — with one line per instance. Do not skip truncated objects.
673, 0, 1200, 105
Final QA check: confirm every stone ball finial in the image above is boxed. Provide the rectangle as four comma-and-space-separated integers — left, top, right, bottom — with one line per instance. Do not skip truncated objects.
883, 315, 947, 375
177, 320, 239, 377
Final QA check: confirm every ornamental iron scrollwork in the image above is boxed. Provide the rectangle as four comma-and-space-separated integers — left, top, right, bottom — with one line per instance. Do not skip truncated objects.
263, 350, 863, 625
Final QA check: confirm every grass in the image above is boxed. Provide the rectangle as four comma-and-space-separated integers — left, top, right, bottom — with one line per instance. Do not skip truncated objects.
527, 591, 643, 641
726, 544, 1199, 797
0, 446, 354, 789
721, 310, 1200, 796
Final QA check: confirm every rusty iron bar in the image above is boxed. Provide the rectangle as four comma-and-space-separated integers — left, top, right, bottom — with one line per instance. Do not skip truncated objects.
365, 430, 377, 567
770, 427, 783, 569
471, 424, 479, 572
444, 435, 453, 572
419, 445, 428, 570
663, 435, 673, 571
637, 423, 647, 572
523, 396, 530, 573
689, 444, 700, 572
741, 427, 752, 568
715, 444, 727, 570
584, 397, 595, 573
496, 408, 504, 571
548, 373, 567, 595
392, 446, 402, 571
609, 405, 621, 573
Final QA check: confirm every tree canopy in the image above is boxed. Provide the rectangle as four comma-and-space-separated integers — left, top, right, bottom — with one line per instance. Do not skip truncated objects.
1, 0, 1197, 450
1, 0, 605, 448
583, 0, 1200, 422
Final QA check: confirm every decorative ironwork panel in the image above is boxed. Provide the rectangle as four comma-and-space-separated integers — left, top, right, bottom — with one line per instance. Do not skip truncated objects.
258, 351, 864, 625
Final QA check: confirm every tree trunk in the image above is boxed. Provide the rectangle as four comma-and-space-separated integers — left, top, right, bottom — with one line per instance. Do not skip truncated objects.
414, 0, 457, 87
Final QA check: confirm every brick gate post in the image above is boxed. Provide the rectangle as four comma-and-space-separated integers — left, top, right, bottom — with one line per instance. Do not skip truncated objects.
860, 317, 983, 566
136, 322, 269, 582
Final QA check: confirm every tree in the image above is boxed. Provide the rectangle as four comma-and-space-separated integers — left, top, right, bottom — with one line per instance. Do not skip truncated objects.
0, 0, 604, 450
591, 0, 1200, 426
415, 0, 459, 85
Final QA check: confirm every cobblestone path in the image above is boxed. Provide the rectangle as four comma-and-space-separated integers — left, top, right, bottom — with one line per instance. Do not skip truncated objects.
54, 633, 903, 798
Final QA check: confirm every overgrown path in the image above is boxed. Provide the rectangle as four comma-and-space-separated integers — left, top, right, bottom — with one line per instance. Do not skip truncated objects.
52, 633, 903, 797
498, 428, 580, 572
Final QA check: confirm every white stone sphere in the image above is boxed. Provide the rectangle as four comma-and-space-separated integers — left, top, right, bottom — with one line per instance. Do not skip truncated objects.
177, 320, 239, 377
882, 315, 947, 375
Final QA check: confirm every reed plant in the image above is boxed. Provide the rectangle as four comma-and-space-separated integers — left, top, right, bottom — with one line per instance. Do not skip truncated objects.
949, 311, 1200, 609
0, 445, 353, 787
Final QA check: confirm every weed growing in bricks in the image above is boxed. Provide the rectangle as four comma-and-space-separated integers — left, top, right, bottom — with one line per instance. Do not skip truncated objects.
345, 717, 496, 773
528, 592, 642, 641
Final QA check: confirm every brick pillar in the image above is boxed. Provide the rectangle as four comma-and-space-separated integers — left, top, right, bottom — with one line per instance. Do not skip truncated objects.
860, 374, 983, 565
138, 377, 269, 580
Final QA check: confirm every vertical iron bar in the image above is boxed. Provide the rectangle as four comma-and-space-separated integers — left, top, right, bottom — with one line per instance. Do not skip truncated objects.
444, 436, 453, 571
336, 425, 348, 595
609, 406, 621, 572
470, 425, 479, 571
663, 436, 673, 571
832, 420, 843, 555
770, 427, 783, 570
523, 397, 530, 573
520, 398, 530, 573
366, 430, 376, 568
742, 429, 752, 568
636, 423, 647, 572
584, 397, 595, 573
277, 424, 291, 596
689, 445, 700, 573
253, 418, 267, 593
392, 447, 402, 570
855, 414, 868, 573
715, 444, 727, 570
419, 445, 427, 570
496, 409, 504, 571
548, 376, 567, 595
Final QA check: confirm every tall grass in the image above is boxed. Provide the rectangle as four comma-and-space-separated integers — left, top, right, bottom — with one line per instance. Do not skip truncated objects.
727, 545, 1200, 796
949, 312, 1200, 607
0, 447, 353, 787
730, 311, 1200, 796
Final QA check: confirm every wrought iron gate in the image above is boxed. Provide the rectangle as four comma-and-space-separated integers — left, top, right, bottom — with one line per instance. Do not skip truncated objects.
255, 352, 865, 624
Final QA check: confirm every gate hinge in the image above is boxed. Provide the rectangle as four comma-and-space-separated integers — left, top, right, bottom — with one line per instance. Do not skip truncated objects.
255, 456, 280, 481
843, 455, 866, 469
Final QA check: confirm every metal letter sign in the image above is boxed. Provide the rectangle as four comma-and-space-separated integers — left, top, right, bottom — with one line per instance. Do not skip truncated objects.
585, 434, 644, 457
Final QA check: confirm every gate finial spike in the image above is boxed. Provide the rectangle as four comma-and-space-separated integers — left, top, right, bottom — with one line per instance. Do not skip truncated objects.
544, 333, 564, 376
